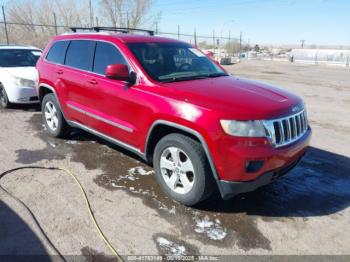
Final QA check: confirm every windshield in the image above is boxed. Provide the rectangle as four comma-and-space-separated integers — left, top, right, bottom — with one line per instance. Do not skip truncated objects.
127, 42, 228, 83
0, 49, 42, 67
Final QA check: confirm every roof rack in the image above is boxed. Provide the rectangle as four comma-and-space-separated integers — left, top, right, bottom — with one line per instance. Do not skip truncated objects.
70, 27, 154, 36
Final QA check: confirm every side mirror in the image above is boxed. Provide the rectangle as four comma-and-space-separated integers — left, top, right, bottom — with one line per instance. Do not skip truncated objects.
106, 64, 136, 84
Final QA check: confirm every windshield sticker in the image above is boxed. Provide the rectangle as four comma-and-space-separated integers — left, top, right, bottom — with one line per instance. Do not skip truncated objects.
31, 51, 42, 56
188, 48, 205, 57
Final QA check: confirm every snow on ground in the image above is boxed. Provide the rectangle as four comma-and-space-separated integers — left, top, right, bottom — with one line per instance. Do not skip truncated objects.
193, 212, 227, 241
156, 236, 187, 256
129, 166, 154, 176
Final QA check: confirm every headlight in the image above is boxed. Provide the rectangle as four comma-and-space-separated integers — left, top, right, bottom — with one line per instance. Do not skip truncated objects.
13, 77, 35, 88
220, 120, 267, 137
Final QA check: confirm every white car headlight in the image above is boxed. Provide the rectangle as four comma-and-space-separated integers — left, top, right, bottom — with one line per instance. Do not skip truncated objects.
220, 120, 267, 137
13, 77, 35, 88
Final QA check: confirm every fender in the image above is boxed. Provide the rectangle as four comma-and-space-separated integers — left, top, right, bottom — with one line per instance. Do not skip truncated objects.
145, 120, 226, 197
38, 83, 67, 118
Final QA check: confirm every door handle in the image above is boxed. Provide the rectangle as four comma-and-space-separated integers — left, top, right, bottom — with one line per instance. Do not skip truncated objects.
88, 79, 98, 85
56, 69, 64, 75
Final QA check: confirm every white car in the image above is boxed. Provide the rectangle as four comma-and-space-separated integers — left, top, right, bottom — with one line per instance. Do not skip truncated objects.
0, 45, 42, 108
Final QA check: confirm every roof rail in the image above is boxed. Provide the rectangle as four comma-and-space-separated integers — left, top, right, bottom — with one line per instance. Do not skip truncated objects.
70, 27, 154, 36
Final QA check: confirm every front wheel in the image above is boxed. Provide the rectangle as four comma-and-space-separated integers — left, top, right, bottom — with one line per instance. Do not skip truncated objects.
0, 84, 11, 108
153, 133, 214, 206
42, 93, 71, 138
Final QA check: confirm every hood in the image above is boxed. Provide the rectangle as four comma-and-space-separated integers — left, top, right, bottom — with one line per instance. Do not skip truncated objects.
3, 67, 38, 81
163, 75, 303, 120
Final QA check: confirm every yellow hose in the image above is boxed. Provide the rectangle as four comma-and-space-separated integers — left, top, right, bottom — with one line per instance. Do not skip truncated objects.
0, 166, 124, 261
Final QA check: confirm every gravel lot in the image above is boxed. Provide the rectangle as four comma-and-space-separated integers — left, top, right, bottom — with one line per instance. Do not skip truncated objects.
0, 60, 349, 259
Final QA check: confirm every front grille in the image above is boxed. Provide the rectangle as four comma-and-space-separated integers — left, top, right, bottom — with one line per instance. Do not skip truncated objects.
264, 110, 308, 148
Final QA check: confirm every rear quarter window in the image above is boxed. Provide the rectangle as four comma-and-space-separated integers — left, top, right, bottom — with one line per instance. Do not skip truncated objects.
65, 40, 95, 71
46, 41, 69, 64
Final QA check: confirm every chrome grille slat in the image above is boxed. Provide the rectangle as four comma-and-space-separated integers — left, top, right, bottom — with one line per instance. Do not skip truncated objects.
286, 119, 291, 141
300, 113, 306, 132
292, 116, 297, 137
279, 121, 285, 144
297, 115, 302, 136
263, 110, 309, 148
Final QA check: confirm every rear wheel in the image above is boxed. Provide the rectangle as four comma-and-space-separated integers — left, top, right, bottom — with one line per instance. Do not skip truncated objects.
153, 133, 214, 206
0, 84, 11, 108
42, 93, 70, 137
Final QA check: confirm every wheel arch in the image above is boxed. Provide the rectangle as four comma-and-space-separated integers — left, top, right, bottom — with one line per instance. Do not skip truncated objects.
145, 120, 223, 195
38, 83, 67, 119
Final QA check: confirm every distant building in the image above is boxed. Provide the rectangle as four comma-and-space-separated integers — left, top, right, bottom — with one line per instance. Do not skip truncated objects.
290, 49, 350, 66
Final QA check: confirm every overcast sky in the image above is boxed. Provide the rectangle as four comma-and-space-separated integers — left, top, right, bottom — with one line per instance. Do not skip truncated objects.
151, 0, 349, 46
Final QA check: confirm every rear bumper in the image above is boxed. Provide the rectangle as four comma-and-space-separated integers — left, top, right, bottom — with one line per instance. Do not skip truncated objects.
218, 156, 303, 200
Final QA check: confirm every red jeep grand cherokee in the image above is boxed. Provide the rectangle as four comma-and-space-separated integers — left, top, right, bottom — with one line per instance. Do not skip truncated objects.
36, 28, 311, 206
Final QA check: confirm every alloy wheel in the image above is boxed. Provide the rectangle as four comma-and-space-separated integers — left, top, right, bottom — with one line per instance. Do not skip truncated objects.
160, 146, 195, 194
44, 101, 59, 131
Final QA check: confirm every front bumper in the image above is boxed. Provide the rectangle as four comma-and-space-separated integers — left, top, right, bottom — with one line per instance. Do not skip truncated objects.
6, 85, 39, 104
213, 128, 311, 199
218, 156, 302, 200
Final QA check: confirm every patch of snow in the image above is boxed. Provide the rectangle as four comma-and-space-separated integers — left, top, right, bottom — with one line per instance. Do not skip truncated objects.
193, 215, 227, 241
128, 166, 154, 176
156, 237, 186, 256
158, 202, 176, 214
111, 182, 124, 188
66, 140, 78, 145
49, 142, 57, 148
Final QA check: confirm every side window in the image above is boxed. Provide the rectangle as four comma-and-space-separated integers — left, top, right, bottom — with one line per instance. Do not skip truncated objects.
65, 40, 95, 71
46, 41, 69, 64
93, 42, 127, 75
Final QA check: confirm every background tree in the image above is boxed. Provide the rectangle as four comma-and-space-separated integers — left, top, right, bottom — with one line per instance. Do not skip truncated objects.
0, 0, 158, 48
254, 44, 260, 52
99, 0, 159, 29
3, 0, 89, 47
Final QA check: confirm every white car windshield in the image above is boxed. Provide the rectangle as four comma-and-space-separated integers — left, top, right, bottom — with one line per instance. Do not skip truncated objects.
0, 49, 42, 67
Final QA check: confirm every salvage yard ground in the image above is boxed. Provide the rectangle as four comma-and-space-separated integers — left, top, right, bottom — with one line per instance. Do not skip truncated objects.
0, 60, 349, 257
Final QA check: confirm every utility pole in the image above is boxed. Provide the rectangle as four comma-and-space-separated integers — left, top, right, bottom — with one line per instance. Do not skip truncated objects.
213, 30, 215, 48
194, 28, 197, 48
89, 0, 93, 27
127, 13, 130, 29
53, 12, 58, 35
2, 5, 9, 44
239, 31, 242, 60
301, 40, 306, 49
177, 24, 180, 40
95, 16, 99, 27
155, 22, 158, 35
228, 30, 231, 56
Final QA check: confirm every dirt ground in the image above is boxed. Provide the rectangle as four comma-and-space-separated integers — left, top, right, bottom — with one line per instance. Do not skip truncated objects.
0, 60, 349, 259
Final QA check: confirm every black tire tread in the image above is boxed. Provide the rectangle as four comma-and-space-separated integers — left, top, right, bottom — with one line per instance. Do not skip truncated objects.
41, 93, 71, 138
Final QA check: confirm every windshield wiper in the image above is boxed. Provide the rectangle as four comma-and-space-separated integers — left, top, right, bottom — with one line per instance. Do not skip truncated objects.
206, 72, 229, 78
161, 75, 209, 83
161, 73, 228, 83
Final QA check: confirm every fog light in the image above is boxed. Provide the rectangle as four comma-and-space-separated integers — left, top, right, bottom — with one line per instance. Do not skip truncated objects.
245, 160, 264, 173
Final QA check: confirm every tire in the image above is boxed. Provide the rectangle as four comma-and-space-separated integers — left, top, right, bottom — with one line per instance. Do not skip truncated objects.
153, 133, 214, 206
0, 84, 11, 109
41, 93, 70, 138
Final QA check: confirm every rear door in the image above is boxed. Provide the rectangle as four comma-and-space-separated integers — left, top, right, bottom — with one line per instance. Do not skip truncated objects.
62, 40, 96, 124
